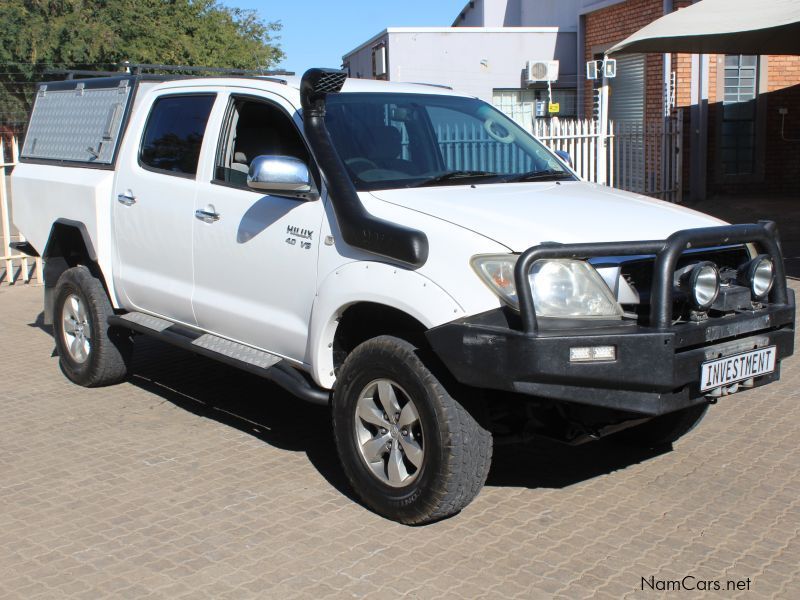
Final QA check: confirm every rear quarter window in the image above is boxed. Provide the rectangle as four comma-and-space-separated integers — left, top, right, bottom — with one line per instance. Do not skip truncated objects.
139, 94, 216, 176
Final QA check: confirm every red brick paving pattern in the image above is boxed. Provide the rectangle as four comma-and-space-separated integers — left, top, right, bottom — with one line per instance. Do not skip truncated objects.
0, 283, 798, 598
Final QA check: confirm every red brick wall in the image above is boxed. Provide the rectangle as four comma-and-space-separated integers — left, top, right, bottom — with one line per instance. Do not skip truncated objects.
585, 0, 800, 198
706, 55, 800, 196
674, 53, 692, 107
584, 0, 665, 121
763, 57, 800, 195
672, 0, 694, 108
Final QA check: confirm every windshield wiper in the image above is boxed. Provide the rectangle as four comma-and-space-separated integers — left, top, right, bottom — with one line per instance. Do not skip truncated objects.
504, 169, 574, 183
410, 170, 499, 187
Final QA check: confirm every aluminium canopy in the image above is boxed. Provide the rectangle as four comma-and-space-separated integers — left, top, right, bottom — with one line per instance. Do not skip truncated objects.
607, 0, 800, 56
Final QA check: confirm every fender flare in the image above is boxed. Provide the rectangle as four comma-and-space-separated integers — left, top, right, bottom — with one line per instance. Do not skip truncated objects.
43, 218, 98, 263
40, 219, 105, 325
306, 261, 465, 388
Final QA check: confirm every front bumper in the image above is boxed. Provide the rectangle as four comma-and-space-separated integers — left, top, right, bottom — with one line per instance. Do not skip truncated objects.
426, 222, 796, 417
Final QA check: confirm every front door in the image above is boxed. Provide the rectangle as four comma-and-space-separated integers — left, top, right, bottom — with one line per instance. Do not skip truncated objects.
113, 93, 217, 325
191, 94, 324, 361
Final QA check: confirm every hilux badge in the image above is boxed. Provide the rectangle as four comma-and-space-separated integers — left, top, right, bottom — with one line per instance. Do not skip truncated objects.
286, 225, 313, 240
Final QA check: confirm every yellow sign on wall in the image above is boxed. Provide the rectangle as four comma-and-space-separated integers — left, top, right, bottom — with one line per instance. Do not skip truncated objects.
548, 102, 560, 114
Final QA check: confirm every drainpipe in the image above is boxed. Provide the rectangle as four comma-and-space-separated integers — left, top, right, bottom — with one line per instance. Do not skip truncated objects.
663, 0, 673, 200
688, 0, 708, 202
663, 0, 673, 113
577, 14, 586, 119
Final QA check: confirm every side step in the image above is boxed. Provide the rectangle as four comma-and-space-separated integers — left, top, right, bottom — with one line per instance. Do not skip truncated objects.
108, 312, 330, 406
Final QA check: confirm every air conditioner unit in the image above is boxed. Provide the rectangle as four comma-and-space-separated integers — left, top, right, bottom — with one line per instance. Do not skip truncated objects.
525, 60, 559, 84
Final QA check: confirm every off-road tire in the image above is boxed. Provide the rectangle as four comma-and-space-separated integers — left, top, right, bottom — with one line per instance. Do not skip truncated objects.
614, 404, 709, 448
53, 266, 132, 387
332, 335, 492, 525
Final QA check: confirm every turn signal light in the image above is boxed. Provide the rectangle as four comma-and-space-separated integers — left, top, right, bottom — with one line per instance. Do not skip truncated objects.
569, 345, 616, 362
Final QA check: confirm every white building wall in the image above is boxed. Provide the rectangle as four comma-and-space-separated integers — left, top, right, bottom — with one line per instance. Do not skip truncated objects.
520, 1, 581, 27
344, 31, 388, 79
453, 0, 580, 28
343, 28, 577, 103
482, 0, 515, 26
455, 0, 486, 26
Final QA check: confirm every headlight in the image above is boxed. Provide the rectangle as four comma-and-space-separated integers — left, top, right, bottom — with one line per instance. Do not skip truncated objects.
676, 261, 719, 310
471, 255, 623, 318
739, 255, 774, 300
528, 259, 623, 318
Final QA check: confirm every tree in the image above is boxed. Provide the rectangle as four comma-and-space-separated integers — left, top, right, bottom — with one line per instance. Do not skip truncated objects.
0, 0, 284, 127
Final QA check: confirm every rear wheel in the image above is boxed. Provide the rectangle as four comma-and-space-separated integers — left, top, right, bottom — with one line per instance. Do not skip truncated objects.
54, 266, 132, 387
332, 336, 492, 525
614, 404, 709, 447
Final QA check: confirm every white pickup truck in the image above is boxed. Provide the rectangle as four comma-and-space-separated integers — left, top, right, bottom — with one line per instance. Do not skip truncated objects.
11, 68, 795, 524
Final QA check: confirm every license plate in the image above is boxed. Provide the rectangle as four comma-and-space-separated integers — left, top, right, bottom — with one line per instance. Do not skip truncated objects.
700, 346, 776, 392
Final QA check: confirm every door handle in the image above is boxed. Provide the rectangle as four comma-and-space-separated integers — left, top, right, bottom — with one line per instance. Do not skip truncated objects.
195, 209, 220, 223
117, 192, 136, 206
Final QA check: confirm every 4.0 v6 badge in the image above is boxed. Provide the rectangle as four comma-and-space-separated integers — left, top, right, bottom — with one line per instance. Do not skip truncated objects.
286, 225, 313, 249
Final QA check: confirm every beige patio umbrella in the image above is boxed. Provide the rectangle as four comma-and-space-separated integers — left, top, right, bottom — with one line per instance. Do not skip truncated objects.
607, 0, 800, 55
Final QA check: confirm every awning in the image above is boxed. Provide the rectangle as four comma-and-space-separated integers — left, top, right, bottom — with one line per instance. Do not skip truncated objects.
607, 0, 800, 56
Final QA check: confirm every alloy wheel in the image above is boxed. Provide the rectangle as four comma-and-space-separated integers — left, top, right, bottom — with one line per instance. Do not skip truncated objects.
353, 378, 425, 487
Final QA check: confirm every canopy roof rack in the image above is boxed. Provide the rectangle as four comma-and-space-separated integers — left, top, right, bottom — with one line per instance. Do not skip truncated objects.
44, 63, 294, 84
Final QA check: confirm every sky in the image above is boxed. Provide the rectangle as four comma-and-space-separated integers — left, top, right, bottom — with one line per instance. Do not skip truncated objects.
237, 1, 468, 74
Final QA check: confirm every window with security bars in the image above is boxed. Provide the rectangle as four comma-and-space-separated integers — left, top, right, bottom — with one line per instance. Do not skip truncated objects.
721, 55, 758, 175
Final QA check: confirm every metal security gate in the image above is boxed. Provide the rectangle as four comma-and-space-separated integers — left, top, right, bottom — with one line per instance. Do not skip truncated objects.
609, 113, 683, 203
530, 113, 683, 203
607, 54, 645, 124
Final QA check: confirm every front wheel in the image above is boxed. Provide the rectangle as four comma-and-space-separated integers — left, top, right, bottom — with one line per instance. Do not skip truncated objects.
332, 336, 492, 525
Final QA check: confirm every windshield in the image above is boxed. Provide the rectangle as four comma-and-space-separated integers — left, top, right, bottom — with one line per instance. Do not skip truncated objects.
324, 92, 574, 191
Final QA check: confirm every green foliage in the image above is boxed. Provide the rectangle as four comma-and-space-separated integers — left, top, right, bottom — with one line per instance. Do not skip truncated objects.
0, 0, 284, 126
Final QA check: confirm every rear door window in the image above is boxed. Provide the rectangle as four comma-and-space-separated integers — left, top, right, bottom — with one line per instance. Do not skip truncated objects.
140, 94, 216, 176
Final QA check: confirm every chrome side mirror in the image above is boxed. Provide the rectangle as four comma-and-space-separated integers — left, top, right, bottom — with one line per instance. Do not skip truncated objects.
247, 155, 318, 200
554, 149, 573, 168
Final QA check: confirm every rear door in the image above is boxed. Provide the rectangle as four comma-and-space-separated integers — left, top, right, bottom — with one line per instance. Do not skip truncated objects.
112, 92, 217, 324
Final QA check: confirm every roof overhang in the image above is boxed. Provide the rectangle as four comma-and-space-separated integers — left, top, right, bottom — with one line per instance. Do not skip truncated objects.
607, 0, 800, 56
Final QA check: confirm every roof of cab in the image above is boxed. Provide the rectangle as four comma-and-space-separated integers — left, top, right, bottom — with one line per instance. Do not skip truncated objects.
282, 75, 461, 95
148, 74, 472, 104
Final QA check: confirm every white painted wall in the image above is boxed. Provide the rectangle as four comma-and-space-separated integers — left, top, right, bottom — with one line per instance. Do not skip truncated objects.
455, 0, 486, 26
345, 31, 389, 79
453, 0, 580, 27
343, 28, 577, 103
520, 1, 581, 27
483, 0, 512, 26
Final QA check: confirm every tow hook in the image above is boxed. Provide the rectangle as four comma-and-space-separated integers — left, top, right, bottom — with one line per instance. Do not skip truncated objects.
704, 377, 755, 402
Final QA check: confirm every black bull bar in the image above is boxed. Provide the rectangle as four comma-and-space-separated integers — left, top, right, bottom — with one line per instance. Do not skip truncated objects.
513, 221, 789, 334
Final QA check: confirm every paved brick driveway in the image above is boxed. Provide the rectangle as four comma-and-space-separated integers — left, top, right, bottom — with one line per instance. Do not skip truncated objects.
1, 283, 798, 599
